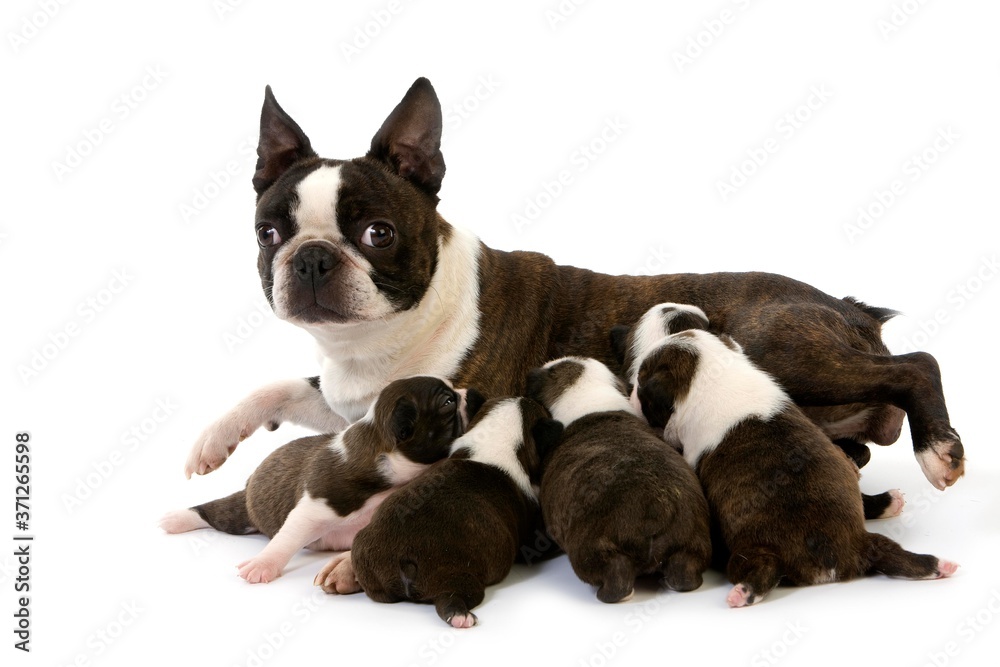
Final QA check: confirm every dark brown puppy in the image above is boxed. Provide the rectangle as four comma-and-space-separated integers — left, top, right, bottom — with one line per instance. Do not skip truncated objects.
526, 356, 711, 603
161, 377, 475, 584
351, 397, 561, 628
632, 324, 958, 607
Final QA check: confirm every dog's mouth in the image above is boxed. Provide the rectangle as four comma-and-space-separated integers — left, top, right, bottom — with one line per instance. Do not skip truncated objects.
288, 299, 353, 324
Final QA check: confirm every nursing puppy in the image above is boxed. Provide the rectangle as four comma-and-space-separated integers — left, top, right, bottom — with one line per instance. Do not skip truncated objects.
612, 303, 905, 522
526, 356, 711, 603
161, 376, 474, 584
630, 316, 958, 607
350, 397, 561, 628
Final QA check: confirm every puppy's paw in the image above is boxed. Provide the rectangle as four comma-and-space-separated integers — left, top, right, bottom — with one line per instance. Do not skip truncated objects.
916, 432, 965, 491
726, 584, 761, 608
237, 557, 282, 584
935, 560, 959, 579
159, 509, 209, 534
448, 612, 478, 629
314, 552, 361, 595
882, 489, 905, 519
185, 416, 256, 479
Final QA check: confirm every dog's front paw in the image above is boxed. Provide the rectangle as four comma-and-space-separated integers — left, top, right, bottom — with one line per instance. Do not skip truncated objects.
916, 431, 965, 491
314, 552, 361, 595
184, 417, 250, 478
237, 557, 282, 584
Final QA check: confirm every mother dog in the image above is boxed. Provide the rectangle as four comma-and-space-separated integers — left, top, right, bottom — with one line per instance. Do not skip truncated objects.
185, 78, 964, 491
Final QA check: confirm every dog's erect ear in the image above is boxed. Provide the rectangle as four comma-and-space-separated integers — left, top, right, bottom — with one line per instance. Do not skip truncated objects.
368, 77, 445, 197
253, 86, 317, 196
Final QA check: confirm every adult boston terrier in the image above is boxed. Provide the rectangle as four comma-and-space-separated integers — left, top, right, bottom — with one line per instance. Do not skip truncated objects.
628, 311, 957, 606
183, 77, 964, 492
163, 376, 473, 584
349, 396, 561, 628
527, 356, 711, 603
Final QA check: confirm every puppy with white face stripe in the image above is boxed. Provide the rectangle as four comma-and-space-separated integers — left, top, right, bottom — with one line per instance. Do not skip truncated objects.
348, 397, 562, 628
628, 305, 958, 607
612, 303, 905, 521
161, 377, 477, 584
526, 356, 712, 603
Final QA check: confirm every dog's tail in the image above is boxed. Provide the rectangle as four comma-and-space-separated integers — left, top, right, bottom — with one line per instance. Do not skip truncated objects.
843, 296, 900, 324
161, 490, 256, 536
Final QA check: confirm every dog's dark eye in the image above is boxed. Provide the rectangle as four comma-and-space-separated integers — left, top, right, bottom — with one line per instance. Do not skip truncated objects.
256, 225, 282, 248
361, 222, 395, 249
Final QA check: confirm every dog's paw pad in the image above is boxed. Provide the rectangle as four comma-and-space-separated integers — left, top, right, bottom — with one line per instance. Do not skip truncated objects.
936, 560, 959, 578
882, 489, 905, 518
314, 552, 359, 595
237, 558, 281, 584
726, 584, 755, 608
917, 436, 965, 490
449, 612, 478, 629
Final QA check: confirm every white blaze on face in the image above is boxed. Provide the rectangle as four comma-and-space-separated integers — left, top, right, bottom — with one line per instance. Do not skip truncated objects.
269, 165, 395, 322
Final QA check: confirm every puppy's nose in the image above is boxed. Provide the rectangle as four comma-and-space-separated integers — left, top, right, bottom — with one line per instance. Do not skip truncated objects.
294, 246, 338, 285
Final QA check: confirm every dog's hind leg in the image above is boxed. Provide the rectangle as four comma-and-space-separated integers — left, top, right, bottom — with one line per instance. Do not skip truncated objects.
593, 553, 637, 603
433, 580, 485, 628
160, 490, 256, 535
864, 533, 958, 580
660, 549, 708, 592
741, 304, 964, 490
726, 550, 781, 608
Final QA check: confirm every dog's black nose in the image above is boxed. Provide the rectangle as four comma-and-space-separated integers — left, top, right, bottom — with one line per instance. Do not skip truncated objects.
294, 246, 338, 285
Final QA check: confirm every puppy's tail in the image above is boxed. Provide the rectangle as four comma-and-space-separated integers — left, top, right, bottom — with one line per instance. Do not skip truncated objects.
169, 490, 256, 536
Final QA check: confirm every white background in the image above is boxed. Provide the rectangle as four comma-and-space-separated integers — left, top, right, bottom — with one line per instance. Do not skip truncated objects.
3, 1, 999, 666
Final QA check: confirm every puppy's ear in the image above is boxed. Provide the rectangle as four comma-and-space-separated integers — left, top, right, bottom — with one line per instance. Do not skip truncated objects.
610, 325, 631, 366
464, 387, 487, 423
389, 398, 418, 443
635, 346, 698, 429
636, 378, 675, 430
530, 418, 564, 462
368, 77, 445, 197
253, 86, 317, 196
524, 368, 546, 404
